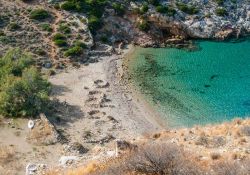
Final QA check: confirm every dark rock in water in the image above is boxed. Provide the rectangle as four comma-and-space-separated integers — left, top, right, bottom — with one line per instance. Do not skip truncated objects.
204, 84, 211, 88
243, 100, 250, 107
210, 74, 219, 80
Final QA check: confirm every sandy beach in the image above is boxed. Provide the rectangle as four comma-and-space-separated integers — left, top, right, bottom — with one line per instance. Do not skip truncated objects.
49, 44, 164, 141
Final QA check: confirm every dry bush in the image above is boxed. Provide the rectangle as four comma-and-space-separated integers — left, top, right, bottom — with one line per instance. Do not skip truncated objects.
210, 152, 221, 160
66, 162, 99, 175
0, 146, 15, 165
195, 135, 209, 146
195, 135, 226, 148
92, 142, 205, 175
212, 159, 250, 175
127, 142, 204, 175
44, 169, 61, 175
239, 126, 250, 136
45, 162, 100, 175
210, 136, 226, 147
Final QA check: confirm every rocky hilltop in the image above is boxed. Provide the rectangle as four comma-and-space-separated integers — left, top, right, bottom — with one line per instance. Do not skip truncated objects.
1, 0, 250, 66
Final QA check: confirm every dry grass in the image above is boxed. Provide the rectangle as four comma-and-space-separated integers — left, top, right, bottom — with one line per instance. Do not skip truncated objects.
44, 169, 61, 175
67, 162, 99, 175
45, 162, 100, 175
0, 145, 15, 165
212, 159, 250, 175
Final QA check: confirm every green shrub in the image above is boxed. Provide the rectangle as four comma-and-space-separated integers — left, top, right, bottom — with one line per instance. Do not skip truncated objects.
59, 0, 108, 34
215, 8, 227, 16
73, 40, 87, 48
215, 0, 224, 5
64, 46, 83, 57
156, 5, 165, 13
0, 36, 14, 44
52, 33, 68, 47
100, 35, 108, 43
176, 3, 199, 15
30, 9, 50, 20
60, 0, 86, 12
140, 4, 149, 14
156, 5, 176, 16
53, 3, 61, 10
60, 1, 77, 11
0, 49, 50, 118
148, 0, 159, 6
52, 33, 66, 41
0, 49, 34, 78
39, 23, 53, 32
88, 15, 102, 34
58, 24, 71, 34
138, 19, 150, 31
8, 23, 21, 31
54, 39, 68, 47
112, 2, 125, 16
0, 30, 5, 36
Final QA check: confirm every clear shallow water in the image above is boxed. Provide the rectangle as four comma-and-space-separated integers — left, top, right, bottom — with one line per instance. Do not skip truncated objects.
128, 39, 250, 128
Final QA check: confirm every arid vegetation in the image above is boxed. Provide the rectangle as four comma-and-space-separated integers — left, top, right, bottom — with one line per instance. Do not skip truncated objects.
46, 141, 250, 175
45, 118, 250, 175
0, 145, 15, 165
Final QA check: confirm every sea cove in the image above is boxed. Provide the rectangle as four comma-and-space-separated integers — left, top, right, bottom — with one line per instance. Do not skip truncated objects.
128, 39, 250, 128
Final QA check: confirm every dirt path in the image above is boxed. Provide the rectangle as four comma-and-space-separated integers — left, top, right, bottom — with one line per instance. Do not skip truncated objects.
50, 9, 63, 61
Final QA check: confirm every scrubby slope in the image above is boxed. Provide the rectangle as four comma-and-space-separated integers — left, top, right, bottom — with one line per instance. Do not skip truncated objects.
46, 118, 250, 175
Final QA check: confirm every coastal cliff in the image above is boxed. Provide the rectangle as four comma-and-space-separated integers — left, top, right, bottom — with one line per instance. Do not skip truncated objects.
99, 0, 250, 47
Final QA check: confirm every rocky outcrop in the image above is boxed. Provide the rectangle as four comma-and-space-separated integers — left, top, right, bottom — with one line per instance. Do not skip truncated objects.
99, 0, 250, 47
26, 114, 59, 145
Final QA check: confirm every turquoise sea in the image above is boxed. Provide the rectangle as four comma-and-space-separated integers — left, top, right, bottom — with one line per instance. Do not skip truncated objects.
128, 39, 250, 128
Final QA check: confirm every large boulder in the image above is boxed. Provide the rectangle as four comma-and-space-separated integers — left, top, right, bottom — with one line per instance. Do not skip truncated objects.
26, 114, 59, 145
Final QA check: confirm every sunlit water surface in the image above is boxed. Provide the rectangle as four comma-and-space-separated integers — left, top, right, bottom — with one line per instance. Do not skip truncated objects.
128, 39, 250, 127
